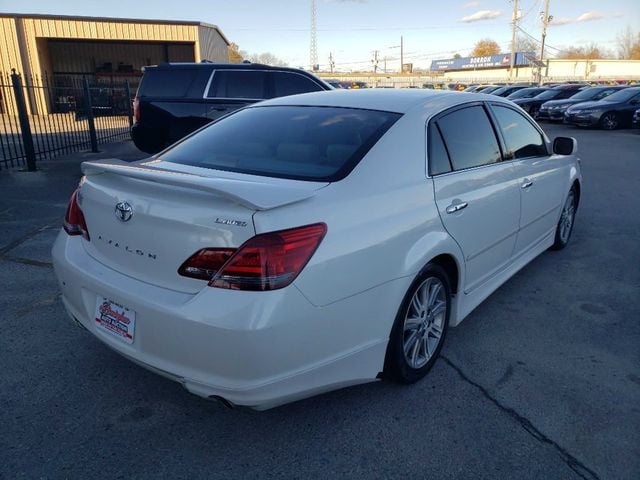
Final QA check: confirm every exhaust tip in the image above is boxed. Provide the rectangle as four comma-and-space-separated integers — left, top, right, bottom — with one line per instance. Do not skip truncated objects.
209, 395, 235, 409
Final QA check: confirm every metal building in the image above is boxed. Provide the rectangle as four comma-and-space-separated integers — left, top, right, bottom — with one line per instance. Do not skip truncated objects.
0, 13, 230, 113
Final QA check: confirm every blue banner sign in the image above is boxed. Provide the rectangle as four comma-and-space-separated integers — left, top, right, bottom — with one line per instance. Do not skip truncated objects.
430, 52, 533, 71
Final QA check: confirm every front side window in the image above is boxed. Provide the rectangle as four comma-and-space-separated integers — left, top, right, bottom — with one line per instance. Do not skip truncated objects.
207, 71, 267, 99
158, 106, 401, 181
491, 105, 547, 159
436, 106, 501, 171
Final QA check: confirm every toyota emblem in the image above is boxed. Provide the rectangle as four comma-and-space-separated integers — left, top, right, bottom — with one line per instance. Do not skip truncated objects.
115, 201, 133, 222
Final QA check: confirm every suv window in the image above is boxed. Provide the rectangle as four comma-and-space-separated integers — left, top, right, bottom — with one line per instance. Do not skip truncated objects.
207, 70, 267, 99
138, 69, 197, 97
271, 72, 322, 97
158, 106, 401, 181
491, 105, 547, 159
428, 123, 452, 176
436, 106, 501, 171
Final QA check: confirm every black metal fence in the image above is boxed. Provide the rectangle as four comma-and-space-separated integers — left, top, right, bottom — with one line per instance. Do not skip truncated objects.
0, 70, 133, 171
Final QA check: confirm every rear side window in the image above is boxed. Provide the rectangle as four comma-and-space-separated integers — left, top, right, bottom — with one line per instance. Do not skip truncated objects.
436, 106, 501, 171
158, 106, 401, 182
491, 105, 547, 159
428, 123, 452, 176
270, 72, 323, 97
207, 71, 267, 99
138, 70, 197, 97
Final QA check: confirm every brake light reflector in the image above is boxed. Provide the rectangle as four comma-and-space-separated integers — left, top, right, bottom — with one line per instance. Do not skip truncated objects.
211, 223, 327, 291
178, 248, 236, 281
63, 189, 90, 240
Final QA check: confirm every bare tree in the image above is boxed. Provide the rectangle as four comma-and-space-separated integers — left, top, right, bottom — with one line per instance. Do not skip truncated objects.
471, 39, 501, 56
515, 35, 538, 54
616, 26, 640, 60
557, 43, 613, 60
247, 52, 288, 67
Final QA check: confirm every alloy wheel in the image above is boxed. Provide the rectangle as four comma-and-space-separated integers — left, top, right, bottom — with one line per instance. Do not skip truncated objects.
559, 190, 576, 244
402, 277, 447, 369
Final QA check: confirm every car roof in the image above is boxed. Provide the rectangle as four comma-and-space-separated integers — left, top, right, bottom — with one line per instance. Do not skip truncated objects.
254, 89, 512, 114
146, 62, 313, 74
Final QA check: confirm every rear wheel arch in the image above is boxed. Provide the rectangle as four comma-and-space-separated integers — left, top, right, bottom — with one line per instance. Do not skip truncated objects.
429, 254, 460, 295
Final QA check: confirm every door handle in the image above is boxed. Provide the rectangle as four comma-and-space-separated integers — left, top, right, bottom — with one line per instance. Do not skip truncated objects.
446, 201, 468, 214
521, 180, 533, 189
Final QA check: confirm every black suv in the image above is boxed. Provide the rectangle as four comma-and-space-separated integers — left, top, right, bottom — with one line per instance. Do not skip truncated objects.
131, 62, 332, 153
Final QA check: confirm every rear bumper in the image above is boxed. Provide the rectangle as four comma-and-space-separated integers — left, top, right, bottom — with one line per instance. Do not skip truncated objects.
52, 232, 401, 409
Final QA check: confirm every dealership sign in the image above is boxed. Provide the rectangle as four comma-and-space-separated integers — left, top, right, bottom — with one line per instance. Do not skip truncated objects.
430, 52, 533, 71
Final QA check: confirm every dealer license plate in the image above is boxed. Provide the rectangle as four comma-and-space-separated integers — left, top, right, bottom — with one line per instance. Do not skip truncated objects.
94, 297, 136, 344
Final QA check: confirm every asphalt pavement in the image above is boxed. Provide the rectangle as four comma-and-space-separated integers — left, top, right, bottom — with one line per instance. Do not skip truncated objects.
1, 125, 639, 479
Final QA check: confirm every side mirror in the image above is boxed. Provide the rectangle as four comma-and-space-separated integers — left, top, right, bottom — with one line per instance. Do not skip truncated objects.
553, 136, 577, 155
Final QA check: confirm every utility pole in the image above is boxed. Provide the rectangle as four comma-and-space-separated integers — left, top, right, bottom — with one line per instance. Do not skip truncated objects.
400, 35, 404, 73
371, 50, 379, 73
509, 0, 519, 80
310, 0, 318, 71
539, 0, 552, 85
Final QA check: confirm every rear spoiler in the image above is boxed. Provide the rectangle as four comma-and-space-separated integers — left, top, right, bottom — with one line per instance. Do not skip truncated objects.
81, 159, 320, 211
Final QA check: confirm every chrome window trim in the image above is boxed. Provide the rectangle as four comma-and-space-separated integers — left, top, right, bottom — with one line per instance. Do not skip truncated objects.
202, 69, 325, 100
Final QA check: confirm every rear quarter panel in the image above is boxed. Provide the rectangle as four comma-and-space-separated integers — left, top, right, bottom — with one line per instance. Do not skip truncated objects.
252, 114, 464, 308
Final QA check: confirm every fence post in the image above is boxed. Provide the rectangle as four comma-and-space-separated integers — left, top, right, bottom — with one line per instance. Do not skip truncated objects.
125, 80, 133, 128
10, 69, 37, 171
83, 76, 98, 152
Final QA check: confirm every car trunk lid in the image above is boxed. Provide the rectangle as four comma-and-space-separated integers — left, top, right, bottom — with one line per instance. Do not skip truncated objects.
78, 159, 326, 293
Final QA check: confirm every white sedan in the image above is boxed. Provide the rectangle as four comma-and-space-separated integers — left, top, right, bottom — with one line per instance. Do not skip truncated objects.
52, 89, 581, 409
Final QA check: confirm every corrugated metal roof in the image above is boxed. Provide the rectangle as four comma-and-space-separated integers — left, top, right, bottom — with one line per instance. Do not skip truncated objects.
0, 13, 230, 45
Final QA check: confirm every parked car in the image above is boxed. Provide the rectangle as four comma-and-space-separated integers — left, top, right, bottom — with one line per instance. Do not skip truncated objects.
462, 84, 480, 92
324, 79, 344, 89
538, 85, 629, 121
511, 85, 586, 119
489, 85, 530, 97
53, 89, 581, 410
131, 62, 332, 154
475, 85, 502, 94
506, 86, 547, 101
564, 87, 640, 129
633, 108, 640, 129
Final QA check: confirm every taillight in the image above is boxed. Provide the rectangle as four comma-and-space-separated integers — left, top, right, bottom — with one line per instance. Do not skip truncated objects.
133, 97, 140, 123
179, 223, 327, 291
178, 248, 236, 281
211, 223, 327, 291
63, 189, 90, 240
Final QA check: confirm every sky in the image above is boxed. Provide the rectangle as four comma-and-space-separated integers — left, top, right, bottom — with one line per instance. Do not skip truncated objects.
1, 0, 639, 71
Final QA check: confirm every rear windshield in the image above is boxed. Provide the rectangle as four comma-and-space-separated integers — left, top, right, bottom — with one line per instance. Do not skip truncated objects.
138, 69, 197, 98
158, 106, 401, 181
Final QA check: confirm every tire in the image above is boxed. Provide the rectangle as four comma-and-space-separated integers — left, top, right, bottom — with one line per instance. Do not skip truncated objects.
599, 112, 619, 130
384, 264, 451, 384
530, 107, 540, 120
550, 186, 578, 250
